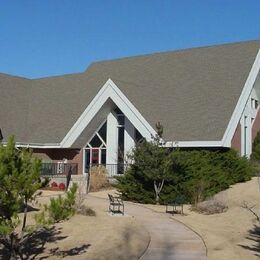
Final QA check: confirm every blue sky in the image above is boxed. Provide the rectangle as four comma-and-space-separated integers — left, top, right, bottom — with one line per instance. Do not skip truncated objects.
0, 1, 259, 79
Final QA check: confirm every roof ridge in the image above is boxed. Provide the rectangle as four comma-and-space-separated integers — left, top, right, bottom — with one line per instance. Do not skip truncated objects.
0, 40, 259, 79
32, 71, 85, 81
88, 39, 260, 67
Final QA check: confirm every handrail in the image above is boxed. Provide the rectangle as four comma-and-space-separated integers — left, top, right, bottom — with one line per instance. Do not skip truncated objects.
86, 163, 130, 177
41, 162, 78, 176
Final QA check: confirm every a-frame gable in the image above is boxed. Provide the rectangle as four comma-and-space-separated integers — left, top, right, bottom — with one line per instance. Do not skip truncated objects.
222, 49, 260, 148
60, 79, 157, 148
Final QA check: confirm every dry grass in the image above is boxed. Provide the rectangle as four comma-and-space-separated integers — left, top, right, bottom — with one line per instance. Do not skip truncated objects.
0, 190, 149, 259
144, 177, 260, 260
193, 197, 228, 215
89, 166, 110, 192
76, 204, 96, 216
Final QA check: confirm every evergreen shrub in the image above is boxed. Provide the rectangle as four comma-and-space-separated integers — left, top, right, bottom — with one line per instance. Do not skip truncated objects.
251, 131, 260, 176
116, 148, 253, 205
251, 131, 260, 163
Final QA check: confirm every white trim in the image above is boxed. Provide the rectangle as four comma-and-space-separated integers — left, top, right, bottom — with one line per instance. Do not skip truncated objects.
165, 141, 223, 148
82, 148, 86, 175
11, 50, 260, 150
222, 49, 260, 147
251, 106, 259, 125
109, 80, 156, 139
60, 79, 156, 148
2, 142, 61, 148
106, 111, 118, 165
96, 132, 106, 147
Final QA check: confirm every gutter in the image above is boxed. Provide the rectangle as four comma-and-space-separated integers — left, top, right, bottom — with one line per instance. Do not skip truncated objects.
1, 142, 61, 149
164, 140, 225, 148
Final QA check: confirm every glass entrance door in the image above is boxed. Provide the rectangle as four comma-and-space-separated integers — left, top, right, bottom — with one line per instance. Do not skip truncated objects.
91, 148, 99, 164
84, 147, 107, 174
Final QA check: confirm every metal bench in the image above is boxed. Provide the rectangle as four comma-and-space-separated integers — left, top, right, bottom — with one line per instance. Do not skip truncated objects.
108, 194, 124, 215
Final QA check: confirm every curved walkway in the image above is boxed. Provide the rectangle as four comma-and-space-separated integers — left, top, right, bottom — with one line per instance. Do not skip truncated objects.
88, 194, 206, 260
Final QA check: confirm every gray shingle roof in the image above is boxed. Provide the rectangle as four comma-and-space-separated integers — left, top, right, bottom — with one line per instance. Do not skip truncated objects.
0, 73, 31, 142
1, 40, 260, 145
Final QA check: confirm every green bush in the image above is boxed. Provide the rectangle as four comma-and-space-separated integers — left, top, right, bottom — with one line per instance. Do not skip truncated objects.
166, 149, 253, 205
116, 172, 156, 204
116, 149, 253, 205
37, 183, 78, 224
251, 131, 260, 165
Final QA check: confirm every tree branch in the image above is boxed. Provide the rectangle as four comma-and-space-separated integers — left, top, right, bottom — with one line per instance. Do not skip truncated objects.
242, 201, 260, 221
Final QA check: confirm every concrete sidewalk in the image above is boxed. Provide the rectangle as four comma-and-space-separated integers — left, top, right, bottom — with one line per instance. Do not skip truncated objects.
88, 194, 206, 260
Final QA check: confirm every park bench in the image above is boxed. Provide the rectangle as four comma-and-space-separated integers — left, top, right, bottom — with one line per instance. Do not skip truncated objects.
108, 194, 124, 215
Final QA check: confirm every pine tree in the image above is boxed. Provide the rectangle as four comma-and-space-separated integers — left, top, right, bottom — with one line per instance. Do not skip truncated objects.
116, 123, 170, 204
0, 137, 80, 259
0, 136, 42, 259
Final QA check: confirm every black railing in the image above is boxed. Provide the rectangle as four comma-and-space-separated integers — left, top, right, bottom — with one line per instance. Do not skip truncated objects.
86, 163, 130, 177
41, 163, 78, 176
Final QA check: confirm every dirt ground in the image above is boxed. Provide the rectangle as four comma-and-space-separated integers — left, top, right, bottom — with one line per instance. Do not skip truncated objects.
144, 177, 260, 260
2, 190, 149, 260
2, 178, 260, 259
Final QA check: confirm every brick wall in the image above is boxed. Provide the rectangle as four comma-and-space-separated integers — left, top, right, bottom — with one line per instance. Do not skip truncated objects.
231, 123, 241, 154
252, 110, 260, 142
231, 109, 260, 155
33, 148, 83, 175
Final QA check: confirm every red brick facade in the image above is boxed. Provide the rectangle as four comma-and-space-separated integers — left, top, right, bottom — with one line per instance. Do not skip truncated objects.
231, 123, 241, 154
33, 148, 83, 175
231, 109, 260, 155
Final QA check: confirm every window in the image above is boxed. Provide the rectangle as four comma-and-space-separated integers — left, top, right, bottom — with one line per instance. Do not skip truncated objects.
135, 129, 144, 143
117, 126, 125, 165
255, 100, 258, 109
84, 121, 107, 171
101, 149, 106, 164
87, 121, 107, 148
114, 107, 125, 173
251, 98, 258, 109
114, 107, 123, 115
89, 135, 102, 147
85, 149, 90, 172
244, 116, 247, 155
117, 115, 125, 126
98, 122, 107, 142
